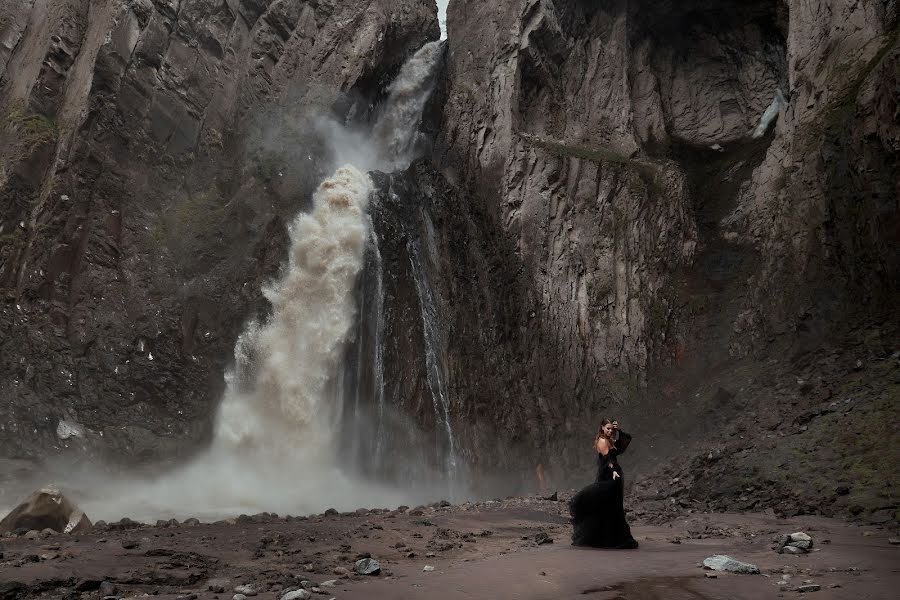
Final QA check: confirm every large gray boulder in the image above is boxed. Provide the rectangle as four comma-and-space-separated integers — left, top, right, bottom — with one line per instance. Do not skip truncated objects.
0, 488, 92, 534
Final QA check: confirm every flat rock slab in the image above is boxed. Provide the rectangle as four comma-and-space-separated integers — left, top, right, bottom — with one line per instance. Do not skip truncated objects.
702, 555, 760, 574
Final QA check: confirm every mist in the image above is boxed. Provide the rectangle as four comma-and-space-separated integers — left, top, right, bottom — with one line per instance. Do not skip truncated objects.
1, 42, 455, 523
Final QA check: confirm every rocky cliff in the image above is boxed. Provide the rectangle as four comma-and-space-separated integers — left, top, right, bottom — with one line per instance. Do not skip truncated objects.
1, 0, 897, 523
362, 0, 898, 516
0, 0, 438, 469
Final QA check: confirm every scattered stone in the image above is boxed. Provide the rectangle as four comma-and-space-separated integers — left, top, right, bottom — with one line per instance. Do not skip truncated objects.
670, 537, 682, 544
406, 551, 417, 558
99, 581, 117, 597
889, 538, 900, 545
543, 491, 558, 501
183, 518, 200, 526
533, 531, 553, 545
702, 555, 760, 574
233, 595, 247, 600
355, 557, 381, 576
705, 573, 717, 579
426, 552, 436, 557
75, 579, 103, 591
323, 509, 338, 516
332, 567, 351, 578
209, 585, 226, 593
233, 585, 257, 596
0, 488, 92, 534
320, 581, 337, 587
176, 595, 198, 600
281, 591, 311, 600
798, 584, 821, 593
0, 582, 26, 599
774, 532, 812, 554
423, 565, 435, 572
121, 540, 139, 549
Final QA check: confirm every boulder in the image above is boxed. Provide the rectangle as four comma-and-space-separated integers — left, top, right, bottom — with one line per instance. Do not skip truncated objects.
702, 555, 760, 574
354, 557, 381, 575
0, 488, 92, 534
775, 531, 813, 553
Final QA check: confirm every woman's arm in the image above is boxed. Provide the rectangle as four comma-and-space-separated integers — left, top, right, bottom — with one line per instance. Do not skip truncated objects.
617, 430, 632, 453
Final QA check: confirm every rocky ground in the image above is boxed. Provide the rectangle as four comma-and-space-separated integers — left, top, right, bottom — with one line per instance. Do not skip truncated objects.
2, 495, 898, 600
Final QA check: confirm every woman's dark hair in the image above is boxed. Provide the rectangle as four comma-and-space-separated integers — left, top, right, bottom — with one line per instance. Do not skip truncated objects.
594, 418, 613, 446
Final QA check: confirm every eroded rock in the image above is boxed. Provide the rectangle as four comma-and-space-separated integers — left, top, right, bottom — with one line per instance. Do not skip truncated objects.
0, 489, 91, 535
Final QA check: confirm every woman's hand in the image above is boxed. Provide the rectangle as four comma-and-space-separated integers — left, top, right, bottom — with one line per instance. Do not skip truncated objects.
612, 471, 620, 480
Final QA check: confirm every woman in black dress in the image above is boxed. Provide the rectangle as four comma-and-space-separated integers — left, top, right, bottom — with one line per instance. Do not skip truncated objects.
569, 418, 638, 548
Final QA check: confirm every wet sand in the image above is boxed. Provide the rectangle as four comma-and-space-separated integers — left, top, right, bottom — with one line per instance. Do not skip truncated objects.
1, 497, 897, 599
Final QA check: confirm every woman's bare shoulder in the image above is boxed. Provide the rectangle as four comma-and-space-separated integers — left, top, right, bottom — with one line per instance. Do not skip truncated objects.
595, 437, 611, 453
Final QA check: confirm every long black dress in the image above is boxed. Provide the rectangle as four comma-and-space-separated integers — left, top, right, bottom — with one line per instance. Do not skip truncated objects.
569, 433, 638, 548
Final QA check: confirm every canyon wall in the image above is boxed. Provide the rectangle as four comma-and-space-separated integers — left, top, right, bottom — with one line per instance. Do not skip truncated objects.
1, 0, 896, 519
0, 0, 438, 469
364, 0, 898, 502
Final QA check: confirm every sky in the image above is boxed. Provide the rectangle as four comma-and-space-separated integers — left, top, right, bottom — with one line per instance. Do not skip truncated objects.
437, 0, 449, 39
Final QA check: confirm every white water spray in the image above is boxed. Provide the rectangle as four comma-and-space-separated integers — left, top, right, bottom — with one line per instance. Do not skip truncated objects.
3, 41, 450, 522
373, 41, 444, 170
215, 166, 373, 454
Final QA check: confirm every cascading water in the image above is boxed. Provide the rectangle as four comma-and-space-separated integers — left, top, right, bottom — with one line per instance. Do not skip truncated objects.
339, 40, 462, 495
19, 40, 452, 522
407, 232, 458, 483
215, 165, 373, 455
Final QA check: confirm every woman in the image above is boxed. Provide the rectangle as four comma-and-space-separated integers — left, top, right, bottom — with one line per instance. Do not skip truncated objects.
568, 418, 638, 548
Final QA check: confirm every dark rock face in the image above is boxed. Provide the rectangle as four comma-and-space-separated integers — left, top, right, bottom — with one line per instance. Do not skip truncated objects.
0, 0, 439, 468
1, 0, 897, 520
357, 0, 898, 497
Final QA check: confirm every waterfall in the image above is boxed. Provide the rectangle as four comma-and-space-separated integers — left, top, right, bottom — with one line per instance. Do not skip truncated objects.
215, 166, 373, 455
408, 231, 458, 482
372, 41, 444, 171
40, 40, 450, 522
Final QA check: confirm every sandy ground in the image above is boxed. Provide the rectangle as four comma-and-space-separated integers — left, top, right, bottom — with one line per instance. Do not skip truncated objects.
1, 495, 897, 599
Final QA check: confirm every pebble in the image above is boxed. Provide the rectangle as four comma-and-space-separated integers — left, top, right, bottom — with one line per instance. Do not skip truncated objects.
233, 585, 257, 596
99, 582, 117, 597
704, 573, 717, 579
281, 591, 311, 600
533, 531, 553, 545
423, 565, 435, 572
798, 584, 821, 593
889, 538, 900, 545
